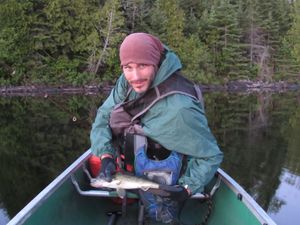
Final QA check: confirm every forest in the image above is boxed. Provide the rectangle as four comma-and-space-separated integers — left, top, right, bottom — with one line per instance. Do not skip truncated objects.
0, 0, 300, 86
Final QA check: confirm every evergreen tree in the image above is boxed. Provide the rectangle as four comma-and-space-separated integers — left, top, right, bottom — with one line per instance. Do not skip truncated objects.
236, 0, 293, 81
204, 0, 249, 81
147, 0, 213, 82
277, 0, 300, 81
288, 0, 300, 64
254, 0, 292, 81
121, 0, 149, 32
177, 0, 207, 35
0, 0, 34, 84
0, 0, 297, 85
176, 0, 216, 82
85, 0, 125, 81
31, 0, 97, 83
148, 0, 185, 49
30, 0, 124, 83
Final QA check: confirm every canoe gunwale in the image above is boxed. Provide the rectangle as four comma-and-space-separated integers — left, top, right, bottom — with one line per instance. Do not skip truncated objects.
217, 169, 276, 225
7, 150, 92, 225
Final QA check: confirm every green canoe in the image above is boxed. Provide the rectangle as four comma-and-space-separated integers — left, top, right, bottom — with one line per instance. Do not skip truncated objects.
8, 150, 276, 225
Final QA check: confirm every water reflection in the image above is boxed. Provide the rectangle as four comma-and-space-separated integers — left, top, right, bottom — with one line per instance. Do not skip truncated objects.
0, 95, 102, 219
284, 103, 300, 176
0, 91, 299, 225
0, 207, 9, 225
204, 91, 300, 225
268, 169, 300, 225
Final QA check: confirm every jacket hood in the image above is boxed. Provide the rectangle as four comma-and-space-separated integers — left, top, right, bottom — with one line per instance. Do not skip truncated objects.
150, 46, 182, 88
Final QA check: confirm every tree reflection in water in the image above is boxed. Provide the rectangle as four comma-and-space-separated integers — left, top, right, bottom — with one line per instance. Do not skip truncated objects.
204, 91, 300, 225
0, 95, 103, 219
268, 169, 300, 225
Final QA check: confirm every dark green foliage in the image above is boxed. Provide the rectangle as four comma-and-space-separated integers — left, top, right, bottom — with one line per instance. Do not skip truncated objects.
0, 0, 298, 85
203, 0, 251, 81
277, 0, 300, 81
0, 0, 34, 84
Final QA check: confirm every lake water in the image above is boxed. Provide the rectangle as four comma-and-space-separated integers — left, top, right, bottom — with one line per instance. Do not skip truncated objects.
0, 91, 299, 225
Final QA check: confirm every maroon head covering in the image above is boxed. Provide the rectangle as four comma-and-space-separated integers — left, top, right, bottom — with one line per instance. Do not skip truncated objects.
119, 33, 164, 66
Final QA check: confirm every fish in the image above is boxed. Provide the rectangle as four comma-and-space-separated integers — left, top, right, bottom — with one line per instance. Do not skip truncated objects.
90, 173, 160, 198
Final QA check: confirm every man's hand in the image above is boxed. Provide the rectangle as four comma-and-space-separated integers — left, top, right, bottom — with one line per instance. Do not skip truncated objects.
148, 184, 191, 201
99, 156, 116, 182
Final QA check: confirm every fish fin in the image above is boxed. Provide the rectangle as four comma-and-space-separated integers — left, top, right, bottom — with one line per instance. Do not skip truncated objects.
90, 180, 99, 188
117, 188, 126, 199
116, 180, 121, 185
141, 187, 150, 191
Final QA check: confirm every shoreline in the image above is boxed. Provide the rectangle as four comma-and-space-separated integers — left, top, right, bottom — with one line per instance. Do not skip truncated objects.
0, 80, 299, 97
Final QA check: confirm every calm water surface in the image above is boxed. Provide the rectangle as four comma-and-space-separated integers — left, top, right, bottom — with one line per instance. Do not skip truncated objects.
0, 91, 299, 225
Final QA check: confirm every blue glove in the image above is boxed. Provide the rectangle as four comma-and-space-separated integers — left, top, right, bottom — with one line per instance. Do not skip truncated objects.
99, 157, 116, 182
148, 184, 191, 201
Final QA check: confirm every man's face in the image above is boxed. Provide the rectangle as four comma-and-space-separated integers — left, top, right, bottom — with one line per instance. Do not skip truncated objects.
122, 63, 156, 93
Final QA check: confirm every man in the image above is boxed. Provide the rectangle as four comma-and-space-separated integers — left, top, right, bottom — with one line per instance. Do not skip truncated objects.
90, 33, 223, 223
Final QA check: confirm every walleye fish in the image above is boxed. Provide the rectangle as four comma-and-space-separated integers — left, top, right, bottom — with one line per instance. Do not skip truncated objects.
90, 173, 160, 198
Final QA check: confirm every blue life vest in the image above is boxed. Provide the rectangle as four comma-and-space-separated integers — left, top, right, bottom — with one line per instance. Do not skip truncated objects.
134, 146, 182, 185
134, 146, 182, 223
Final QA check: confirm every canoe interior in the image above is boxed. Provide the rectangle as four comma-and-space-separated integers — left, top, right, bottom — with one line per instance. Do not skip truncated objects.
21, 166, 263, 225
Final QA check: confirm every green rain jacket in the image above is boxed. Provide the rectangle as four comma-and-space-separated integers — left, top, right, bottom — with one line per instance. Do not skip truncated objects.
90, 47, 223, 194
